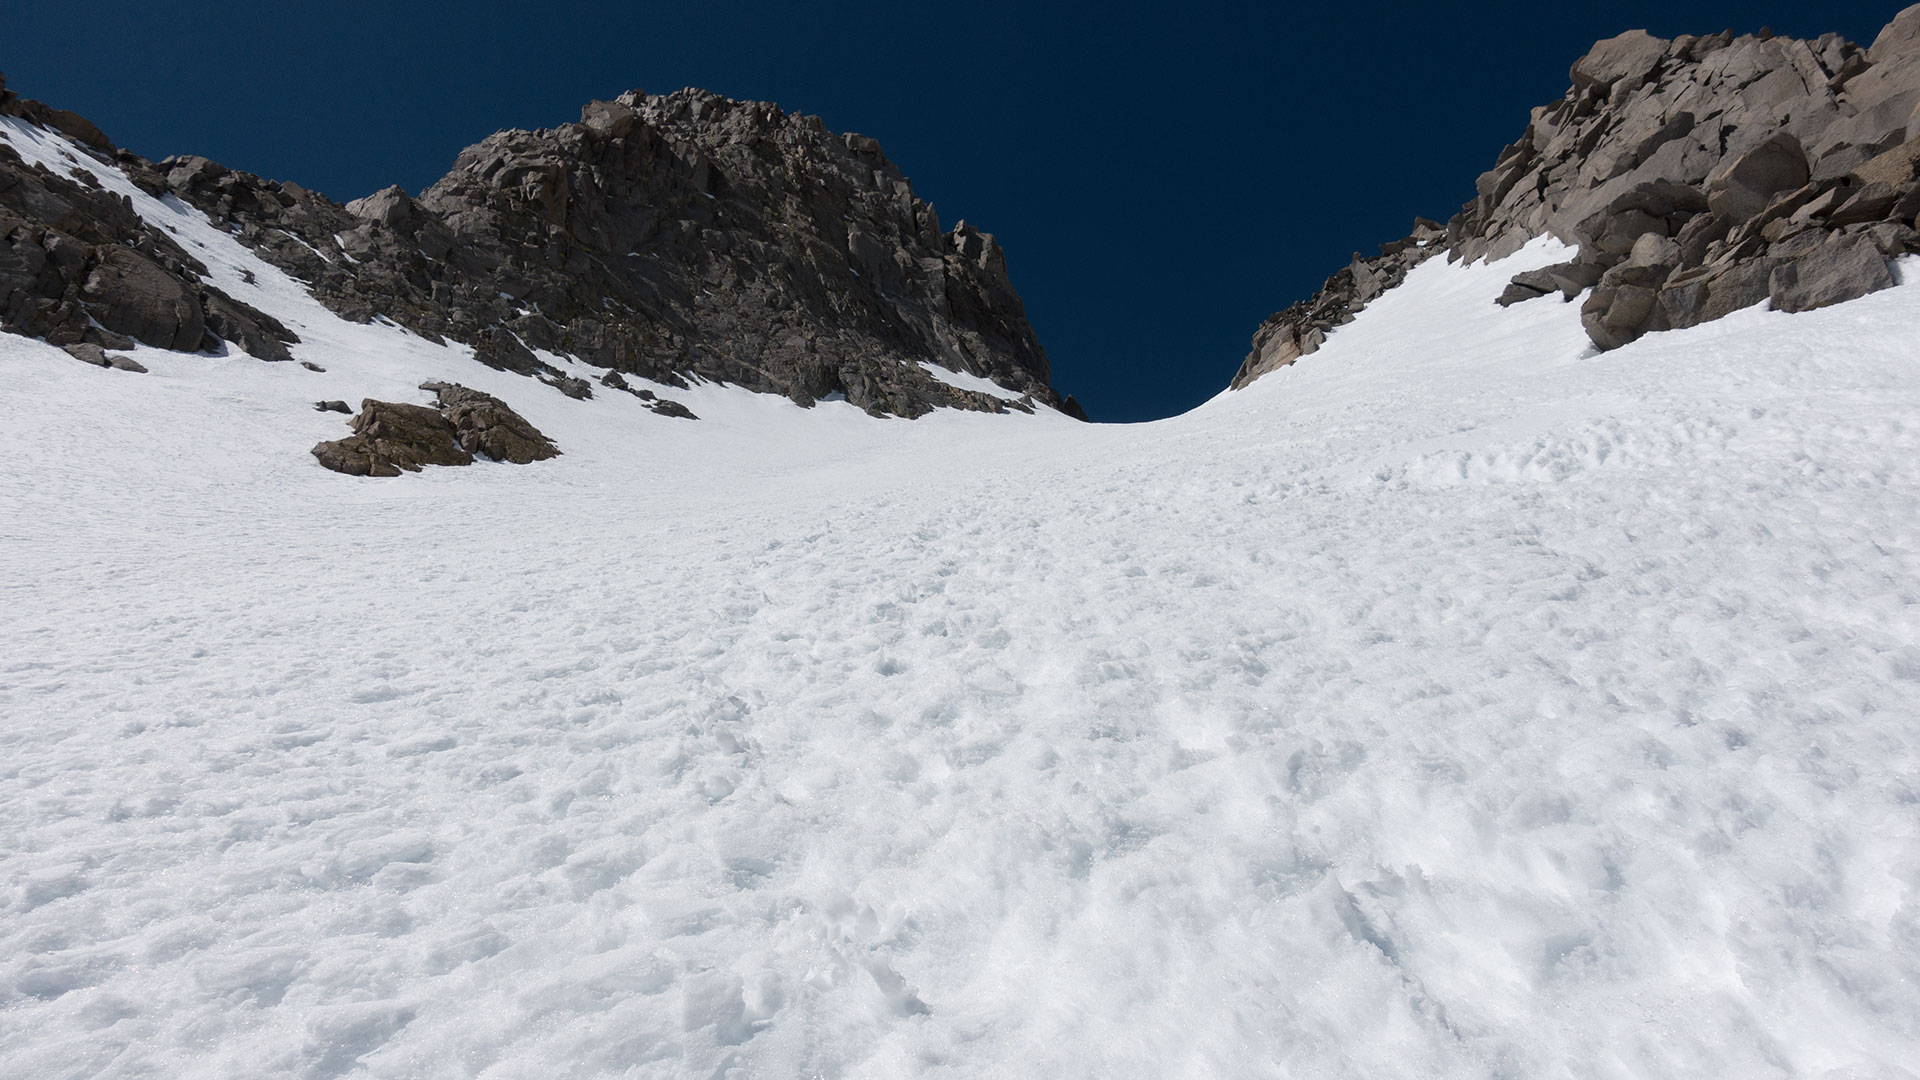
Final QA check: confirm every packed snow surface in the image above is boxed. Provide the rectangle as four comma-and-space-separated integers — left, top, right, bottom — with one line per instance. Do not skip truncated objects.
3, 117, 1920, 1078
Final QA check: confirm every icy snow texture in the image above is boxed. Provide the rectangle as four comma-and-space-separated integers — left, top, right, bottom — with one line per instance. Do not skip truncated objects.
3, 116, 1920, 1078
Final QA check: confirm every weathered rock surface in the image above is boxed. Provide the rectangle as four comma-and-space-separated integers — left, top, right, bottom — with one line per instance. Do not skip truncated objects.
0, 72, 301, 362
61, 342, 144, 371
81, 245, 204, 350
421, 381, 561, 464
4, 74, 1072, 419
1768, 231, 1898, 311
598, 370, 700, 418
312, 401, 473, 477
1235, 7, 1920, 388
312, 383, 558, 476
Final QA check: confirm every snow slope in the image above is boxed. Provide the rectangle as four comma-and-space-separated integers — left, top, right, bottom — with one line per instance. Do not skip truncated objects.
3, 117, 1920, 1079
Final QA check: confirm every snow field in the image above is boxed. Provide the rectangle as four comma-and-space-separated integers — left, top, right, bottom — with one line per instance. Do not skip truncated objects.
3, 116, 1920, 1078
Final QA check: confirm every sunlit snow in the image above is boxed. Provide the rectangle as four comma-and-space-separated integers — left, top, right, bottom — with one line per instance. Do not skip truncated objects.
3, 119, 1919, 1079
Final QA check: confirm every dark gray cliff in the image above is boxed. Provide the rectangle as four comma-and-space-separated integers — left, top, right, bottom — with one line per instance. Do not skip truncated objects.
1235, 6, 1920, 390
1, 79, 1081, 419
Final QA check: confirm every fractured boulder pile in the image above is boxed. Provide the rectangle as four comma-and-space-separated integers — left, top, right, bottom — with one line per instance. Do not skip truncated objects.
1235, 6, 1920, 387
312, 382, 559, 477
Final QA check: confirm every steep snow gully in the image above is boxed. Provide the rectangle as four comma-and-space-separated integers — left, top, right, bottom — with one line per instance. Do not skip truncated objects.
6, 91, 1920, 1080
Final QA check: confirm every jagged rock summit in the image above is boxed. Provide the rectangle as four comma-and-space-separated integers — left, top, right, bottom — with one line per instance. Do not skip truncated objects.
1235, 7, 1920, 389
1, 78, 1079, 420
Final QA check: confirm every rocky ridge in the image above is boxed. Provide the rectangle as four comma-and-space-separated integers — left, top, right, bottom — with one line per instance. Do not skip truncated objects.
1, 77, 1081, 420
0, 77, 300, 367
1235, 6, 1920, 389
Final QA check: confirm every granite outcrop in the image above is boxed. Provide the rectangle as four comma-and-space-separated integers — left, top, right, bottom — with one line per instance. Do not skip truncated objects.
1234, 7, 1920, 389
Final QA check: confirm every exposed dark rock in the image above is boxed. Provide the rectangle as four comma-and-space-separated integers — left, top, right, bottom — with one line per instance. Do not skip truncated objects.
200, 287, 297, 362
1866, 219, 1920, 254
1826, 180, 1902, 225
80, 246, 203, 350
315, 400, 351, 413
1581, 265, 1670, 350
300, 360, 326, 372
420, 381, 561, 463
1521, 260, 1607, 301
312, 383, 561, 476
597, 368, 698, 416
312, 400, 472, 477
1659, 260, 1773, 327
61, 342, 111, 367
647, 398, 699, 420
1496, 280, 1552, 307
4, 72, 1072, 419
600, 370, 641, 395
113, 86, 1067, 417
0, 77, 303, 364
59, 341, 142, 370
541, 373, 593, 401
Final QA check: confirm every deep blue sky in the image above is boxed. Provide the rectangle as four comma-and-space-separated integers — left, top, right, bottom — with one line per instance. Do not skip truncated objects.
5, 2, 1903, 419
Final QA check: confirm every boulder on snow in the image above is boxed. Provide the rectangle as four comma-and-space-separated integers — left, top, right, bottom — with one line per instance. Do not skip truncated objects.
60, 342, 145, 371
599, 370, 701, 417
1511, 260, 1606, 302
420, 381, 561, 464
312, 383, 562, 476
312, 400, 474, 477
646, 398, 699, 420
